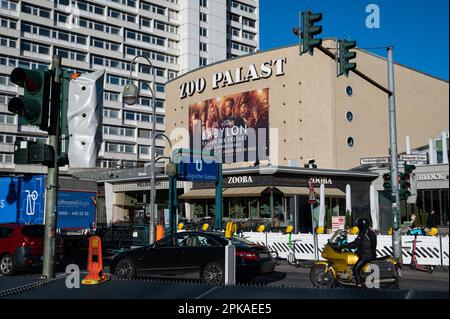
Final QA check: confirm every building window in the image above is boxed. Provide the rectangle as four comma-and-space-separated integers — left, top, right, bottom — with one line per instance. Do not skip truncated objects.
347, 137, 355, 147
199, 27, 207, 37
199, 42, 208, 52
346, 111, 353, 122
200, 0, 207, 8
346, 86, 353, 96
200, 13, 207, 23
199, 57, 207, 67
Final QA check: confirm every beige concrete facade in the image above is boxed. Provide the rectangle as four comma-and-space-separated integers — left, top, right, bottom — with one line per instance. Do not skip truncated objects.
165, 39, 449, 170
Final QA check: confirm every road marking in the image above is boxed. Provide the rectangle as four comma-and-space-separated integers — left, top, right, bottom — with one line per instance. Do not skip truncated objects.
195, 286, 220, 299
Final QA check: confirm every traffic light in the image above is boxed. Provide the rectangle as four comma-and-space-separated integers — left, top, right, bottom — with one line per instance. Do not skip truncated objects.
8, 67, 51, 131
382, 173, 391, 191
300, 10, 323, 55
399, 173, 411, 200
405, 164, 416, 175
338, 39, 357, 77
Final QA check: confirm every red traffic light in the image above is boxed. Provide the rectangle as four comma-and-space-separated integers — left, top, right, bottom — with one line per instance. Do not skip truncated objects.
10, 68, 42, 94
383, 173, 391, 181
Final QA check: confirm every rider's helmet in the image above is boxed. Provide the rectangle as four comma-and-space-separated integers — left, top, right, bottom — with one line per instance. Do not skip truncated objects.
356, 217, 370, 232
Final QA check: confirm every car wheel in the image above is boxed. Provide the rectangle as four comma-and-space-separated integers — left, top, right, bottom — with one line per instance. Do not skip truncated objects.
0, 254, 15, 276
201, 262, 224, 285
114, 258, 136, 279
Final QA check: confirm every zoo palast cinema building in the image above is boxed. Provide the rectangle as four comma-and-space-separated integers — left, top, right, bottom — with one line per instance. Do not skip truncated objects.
158, 39, 449, 232
102, 39, 448, 233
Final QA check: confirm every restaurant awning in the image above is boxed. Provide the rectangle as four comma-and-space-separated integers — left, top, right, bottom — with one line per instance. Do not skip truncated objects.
274, 186, 310, 196
223, 186, 268, 197
275, 186, 346, 198
319, 188, 346, 198
178, 188, 216, 199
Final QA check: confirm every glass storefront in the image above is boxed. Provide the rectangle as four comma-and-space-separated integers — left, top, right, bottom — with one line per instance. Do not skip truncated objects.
417, 189, 449, 226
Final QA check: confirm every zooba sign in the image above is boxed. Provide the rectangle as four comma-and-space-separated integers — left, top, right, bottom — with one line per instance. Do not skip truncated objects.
180, 58, 287, 99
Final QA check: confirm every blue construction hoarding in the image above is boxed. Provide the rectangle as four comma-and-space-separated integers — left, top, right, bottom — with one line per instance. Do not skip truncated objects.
0, 175, 96, 228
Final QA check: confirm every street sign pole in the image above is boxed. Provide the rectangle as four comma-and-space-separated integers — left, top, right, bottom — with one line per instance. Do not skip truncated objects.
215, 163, 223, 230
308, 182, 318, 260
387, 47, 402, 262
42, 56, 61, 279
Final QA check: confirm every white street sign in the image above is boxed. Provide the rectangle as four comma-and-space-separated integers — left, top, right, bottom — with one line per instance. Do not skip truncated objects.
399, 154, 428, 162
360, 157, 390, 166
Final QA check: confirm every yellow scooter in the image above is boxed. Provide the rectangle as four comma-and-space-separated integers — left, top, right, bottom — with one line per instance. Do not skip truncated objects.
310, 230, 401, 289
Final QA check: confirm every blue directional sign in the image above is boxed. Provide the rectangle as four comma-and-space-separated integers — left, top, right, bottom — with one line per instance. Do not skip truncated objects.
177, 158, 218, 182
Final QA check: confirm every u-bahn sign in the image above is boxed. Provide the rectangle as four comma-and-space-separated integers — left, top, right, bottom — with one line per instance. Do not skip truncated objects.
177, 158, 218, 182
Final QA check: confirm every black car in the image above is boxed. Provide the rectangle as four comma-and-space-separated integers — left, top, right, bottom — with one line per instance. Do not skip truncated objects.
109, 231, 275, 284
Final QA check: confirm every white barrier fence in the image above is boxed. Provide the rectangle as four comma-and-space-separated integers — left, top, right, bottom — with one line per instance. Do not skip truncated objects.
242, 232, 449, 267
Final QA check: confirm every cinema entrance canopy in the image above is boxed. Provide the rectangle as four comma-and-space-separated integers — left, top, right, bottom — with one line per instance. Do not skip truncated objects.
179, 166, 377, 232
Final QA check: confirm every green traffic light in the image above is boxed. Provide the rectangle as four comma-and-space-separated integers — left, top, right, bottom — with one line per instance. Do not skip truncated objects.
338, 39, 358, 77
300, 10, 323, 55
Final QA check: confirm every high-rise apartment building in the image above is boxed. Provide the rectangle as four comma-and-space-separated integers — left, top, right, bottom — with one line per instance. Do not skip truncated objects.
0, 0, 259, 171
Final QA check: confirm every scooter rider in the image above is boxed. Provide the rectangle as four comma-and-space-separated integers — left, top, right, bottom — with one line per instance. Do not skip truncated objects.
341, 218, 377, 287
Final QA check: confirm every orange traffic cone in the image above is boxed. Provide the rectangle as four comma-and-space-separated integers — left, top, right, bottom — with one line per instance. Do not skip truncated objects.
82, 236, 110, 285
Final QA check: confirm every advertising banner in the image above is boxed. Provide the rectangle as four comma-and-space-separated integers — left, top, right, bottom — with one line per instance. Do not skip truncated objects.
0, 175, 96, 228
0, 175, 45, 224
188, 88, 270, 163
57, 191, 96, 229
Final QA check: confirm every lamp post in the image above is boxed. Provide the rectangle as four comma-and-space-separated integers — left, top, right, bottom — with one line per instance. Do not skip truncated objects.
122, 55, 156, 245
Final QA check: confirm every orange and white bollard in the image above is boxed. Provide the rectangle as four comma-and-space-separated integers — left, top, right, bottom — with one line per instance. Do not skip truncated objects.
81, 236, 110, 285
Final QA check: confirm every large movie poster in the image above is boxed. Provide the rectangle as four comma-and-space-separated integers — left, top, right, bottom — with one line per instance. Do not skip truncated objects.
189, 88, 269, 163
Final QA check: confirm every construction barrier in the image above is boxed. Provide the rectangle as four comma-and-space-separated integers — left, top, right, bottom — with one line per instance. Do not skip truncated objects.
242, 232, 449, 266
441, 236, 449, 266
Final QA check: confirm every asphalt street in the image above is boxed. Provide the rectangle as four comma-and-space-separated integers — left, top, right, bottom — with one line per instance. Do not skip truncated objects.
250, 261, 449, 292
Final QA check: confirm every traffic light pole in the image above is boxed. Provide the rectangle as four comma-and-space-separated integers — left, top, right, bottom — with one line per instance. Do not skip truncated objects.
387, 47, 402, 262
42, 56, 61, 279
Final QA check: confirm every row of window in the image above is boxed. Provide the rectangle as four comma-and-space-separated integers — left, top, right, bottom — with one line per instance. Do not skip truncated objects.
22, 22, 88, 46
0, 153, 13, 164
231, 41, 256, 53
0, 55, 48, 71
0, 16, 17, 30
0, 0, 16, 11
0, 36, 16, 49
231, 1, 256, 14
21, 3, 51, 19
0, 76, 12, 87
104, 125, 135, 137
228, 13, 256, 28
0, 113, 15, 125
104, 143, 164, 155
0, 134, 14, 144
126, 29, 166, 46
230, 27, 256, 41
125, 46, 178, 65
124, 111, 165, 124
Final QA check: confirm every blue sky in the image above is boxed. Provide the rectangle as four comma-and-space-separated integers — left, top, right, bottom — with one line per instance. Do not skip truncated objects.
259, 0, 449, 81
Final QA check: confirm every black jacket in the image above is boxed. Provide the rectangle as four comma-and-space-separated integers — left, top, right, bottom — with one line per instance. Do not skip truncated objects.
344, 229, 377, 260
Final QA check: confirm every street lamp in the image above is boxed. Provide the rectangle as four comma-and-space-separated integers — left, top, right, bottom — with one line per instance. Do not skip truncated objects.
122, 55, 156, 245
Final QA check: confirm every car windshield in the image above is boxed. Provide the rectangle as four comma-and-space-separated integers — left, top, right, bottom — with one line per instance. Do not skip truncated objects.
22, 225, 45, 238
